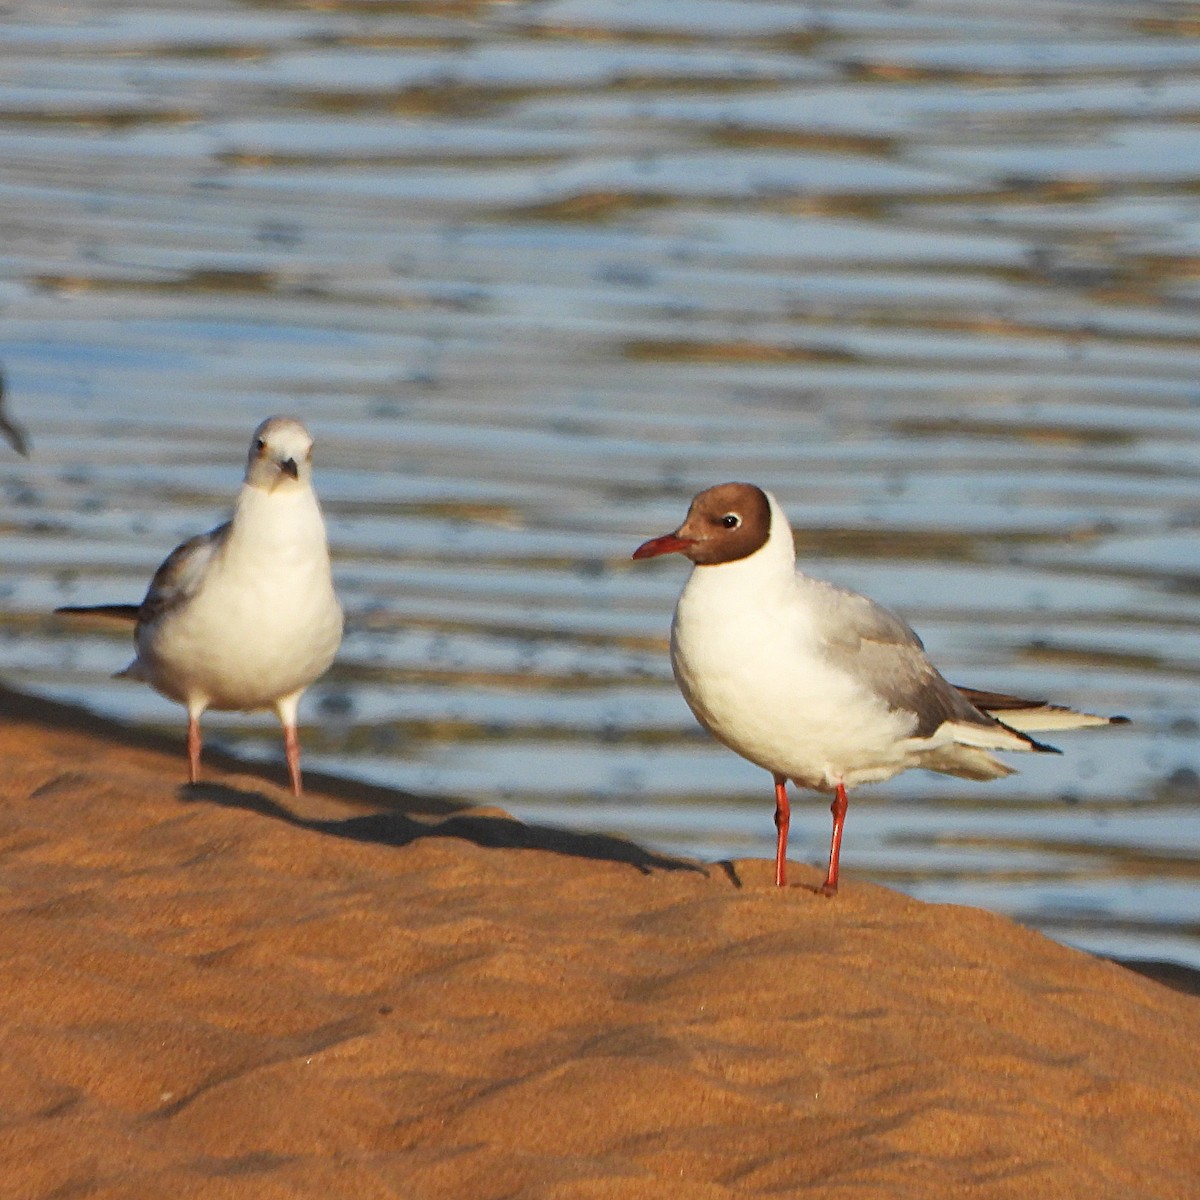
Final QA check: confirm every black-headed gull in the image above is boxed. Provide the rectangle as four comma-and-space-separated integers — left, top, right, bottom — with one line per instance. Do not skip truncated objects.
633, 482, 1126, 894
57, 416, 343, 795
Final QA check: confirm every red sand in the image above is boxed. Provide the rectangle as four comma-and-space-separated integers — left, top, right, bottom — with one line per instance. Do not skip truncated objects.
0, 686, 1196, 1199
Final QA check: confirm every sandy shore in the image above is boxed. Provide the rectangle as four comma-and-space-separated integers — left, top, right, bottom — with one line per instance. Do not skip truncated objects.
0, 684, 1197, 1200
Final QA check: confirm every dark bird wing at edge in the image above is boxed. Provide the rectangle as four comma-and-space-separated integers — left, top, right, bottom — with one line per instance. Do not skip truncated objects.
0, 369, 30, 458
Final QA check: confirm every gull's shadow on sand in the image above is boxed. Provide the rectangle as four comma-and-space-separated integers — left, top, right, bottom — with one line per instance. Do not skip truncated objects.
0, 680, 699, 875
180, 781, 699, 876
0, 680, 461, 819
19, 681, 1200, 991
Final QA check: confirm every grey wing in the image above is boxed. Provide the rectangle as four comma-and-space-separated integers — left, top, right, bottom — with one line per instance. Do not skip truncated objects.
810, 581, 993, 738
138, 521, 230, 626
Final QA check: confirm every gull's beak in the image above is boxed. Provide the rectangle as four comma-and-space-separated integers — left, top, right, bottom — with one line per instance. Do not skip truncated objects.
632, 532, 693, 560
280, 458, 299, 480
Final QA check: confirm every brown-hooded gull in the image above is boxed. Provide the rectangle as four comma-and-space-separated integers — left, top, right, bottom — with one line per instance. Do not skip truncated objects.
633, 482, 1126, 894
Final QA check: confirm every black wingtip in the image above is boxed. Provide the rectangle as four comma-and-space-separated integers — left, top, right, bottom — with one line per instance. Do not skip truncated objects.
995, 717, 1061, 755
1109, 715, 1131, 726
54, 603, 141, 621
1024, 729, 1063, 754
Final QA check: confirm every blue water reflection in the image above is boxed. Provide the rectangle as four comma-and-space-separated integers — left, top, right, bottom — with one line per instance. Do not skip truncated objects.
0, 0, 1197, 966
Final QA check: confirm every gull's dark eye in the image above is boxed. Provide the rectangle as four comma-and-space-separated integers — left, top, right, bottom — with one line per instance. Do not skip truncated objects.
720, 513, 741, 529
254, 438, 266, 455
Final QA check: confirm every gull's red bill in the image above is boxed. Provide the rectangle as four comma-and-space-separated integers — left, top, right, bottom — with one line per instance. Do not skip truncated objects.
632, 533, 693, 560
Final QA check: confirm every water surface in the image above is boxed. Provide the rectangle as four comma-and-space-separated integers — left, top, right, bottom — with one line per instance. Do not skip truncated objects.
2, 0, 1199, 967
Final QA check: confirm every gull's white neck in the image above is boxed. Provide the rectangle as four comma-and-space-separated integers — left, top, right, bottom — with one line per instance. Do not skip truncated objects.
227, 481, 330, 558
678, 491, 798, 610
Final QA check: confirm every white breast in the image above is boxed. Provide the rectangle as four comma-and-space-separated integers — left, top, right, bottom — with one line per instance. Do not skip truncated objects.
137, 486, 343, 713
669, 500, 916, 791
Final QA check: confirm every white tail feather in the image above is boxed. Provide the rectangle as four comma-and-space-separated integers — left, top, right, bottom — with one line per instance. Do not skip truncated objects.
980, 705, 1115, 732
917, 744, 1016, 782
940, 719, 1041, 754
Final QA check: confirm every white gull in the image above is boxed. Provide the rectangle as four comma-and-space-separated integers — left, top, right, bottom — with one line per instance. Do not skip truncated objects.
634, 482, 1126, 893
57, 416, 343, 795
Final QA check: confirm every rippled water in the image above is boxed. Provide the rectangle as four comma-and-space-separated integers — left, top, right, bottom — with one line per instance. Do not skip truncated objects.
2, 0, 1199, 967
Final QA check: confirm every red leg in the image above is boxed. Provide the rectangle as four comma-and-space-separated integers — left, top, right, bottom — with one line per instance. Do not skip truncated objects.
187, 714, 202, 784
284, 723, 303, 797
820, 782, 849, 896
773, 774, 790, 887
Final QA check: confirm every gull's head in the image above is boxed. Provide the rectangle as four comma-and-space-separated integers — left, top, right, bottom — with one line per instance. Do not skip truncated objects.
244, 416, 315, 492
632, 482, 774, 566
